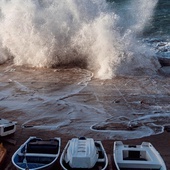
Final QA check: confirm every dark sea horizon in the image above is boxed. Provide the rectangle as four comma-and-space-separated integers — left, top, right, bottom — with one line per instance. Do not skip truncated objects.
146, 0, 170, 58
110, 0, 170, 37
110, 0, 170, 58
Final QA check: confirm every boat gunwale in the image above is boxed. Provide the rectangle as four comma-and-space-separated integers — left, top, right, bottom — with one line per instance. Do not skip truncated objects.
113, 141, 167, 170
12, 136, 61, 170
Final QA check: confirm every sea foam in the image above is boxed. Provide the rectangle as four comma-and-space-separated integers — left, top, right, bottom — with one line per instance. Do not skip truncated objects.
0, 0, 160, 79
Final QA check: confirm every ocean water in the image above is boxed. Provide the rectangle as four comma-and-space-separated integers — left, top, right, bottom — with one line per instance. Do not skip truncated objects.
144, 0, 170, 38
109, 0, 170, 58
109, 0, 170, 37
0, 0, 169, 79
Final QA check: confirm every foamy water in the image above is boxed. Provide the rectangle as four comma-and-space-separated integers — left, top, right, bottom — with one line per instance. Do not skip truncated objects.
0, 0, 160, 79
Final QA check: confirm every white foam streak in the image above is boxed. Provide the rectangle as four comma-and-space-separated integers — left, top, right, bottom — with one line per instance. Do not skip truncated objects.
0, 0, 160, 79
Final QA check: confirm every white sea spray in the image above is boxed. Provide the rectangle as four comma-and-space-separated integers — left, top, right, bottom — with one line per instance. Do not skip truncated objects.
0, 0, 160, 79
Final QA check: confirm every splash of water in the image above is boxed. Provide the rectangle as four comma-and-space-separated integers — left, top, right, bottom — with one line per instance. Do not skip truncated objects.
0, 0, 159, 79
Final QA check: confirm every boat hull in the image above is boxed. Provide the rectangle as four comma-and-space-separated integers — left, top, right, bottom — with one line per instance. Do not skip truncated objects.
12, 136, 61, 170
0, 118, 17, 136
113, 141, 167, 170
0, 143, 6, 167
60, 138, 108, 170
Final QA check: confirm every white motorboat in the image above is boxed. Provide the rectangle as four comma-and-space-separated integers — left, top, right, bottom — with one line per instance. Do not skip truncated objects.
0, 118, 17, 136
12, 136, 61, 170
60, 137, 108, 170
113, 141, 167, 170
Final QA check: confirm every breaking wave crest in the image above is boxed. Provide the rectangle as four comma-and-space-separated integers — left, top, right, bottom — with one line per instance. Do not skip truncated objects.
0, 0, 160, 79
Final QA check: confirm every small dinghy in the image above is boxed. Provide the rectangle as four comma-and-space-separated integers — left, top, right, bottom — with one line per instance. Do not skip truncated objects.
113, 141, 167, 170
12, 136, 61, 170
0, 118, 17, 136
60, 137, 108, 170
0, 143, 6, 166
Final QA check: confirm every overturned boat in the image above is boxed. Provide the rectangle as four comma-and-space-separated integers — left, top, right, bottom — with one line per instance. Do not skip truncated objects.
60, 137, 108, 170
12, 136, 61, 170
113, 141, 167, 170
0, 118, 17, 136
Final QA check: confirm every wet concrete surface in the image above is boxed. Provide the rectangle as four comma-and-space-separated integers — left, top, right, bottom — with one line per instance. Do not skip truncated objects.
0, 64, 170, 169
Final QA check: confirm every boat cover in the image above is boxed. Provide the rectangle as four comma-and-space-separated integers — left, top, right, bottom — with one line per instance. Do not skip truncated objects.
65, 138, 98, 168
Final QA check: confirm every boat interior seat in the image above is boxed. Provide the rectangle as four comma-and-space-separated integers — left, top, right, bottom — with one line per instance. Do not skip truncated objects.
124, 151, 146, 161
16, 162, 45, 169
97, 158, 105, 163
129, 151, 140, 159
27, 140, 59, 154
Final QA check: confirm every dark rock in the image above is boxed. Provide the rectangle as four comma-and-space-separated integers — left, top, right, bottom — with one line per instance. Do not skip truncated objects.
158, 57, 170, 66
164, 126, 170, 132
159, 66, 170, 76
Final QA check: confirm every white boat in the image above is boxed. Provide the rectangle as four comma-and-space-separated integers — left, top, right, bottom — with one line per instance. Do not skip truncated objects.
60, 137, 108, 170
0, 118, 17, 136
12, 136, 61, 170
113, 141, 167, 170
